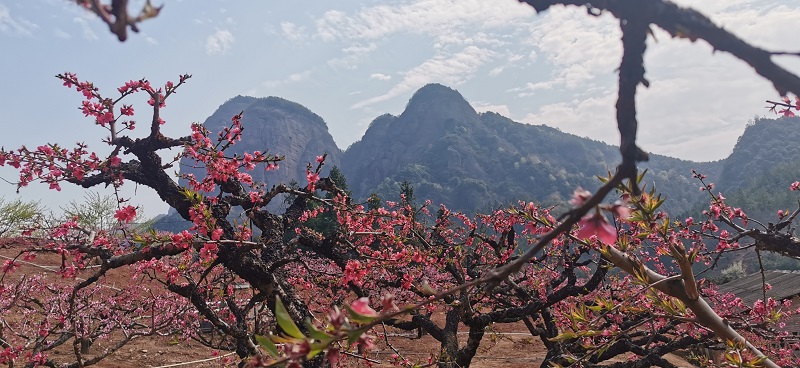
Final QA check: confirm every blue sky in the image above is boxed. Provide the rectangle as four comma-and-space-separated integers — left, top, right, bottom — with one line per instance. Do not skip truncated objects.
1, 0, 799, 217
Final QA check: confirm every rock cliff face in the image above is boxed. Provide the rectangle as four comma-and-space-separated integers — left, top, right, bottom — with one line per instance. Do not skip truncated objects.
159, 84, 775, 225
154, 96, 341, 231
717, 116, 800, 193
176, 95, 342, 190
342, 83, 710, 213
342, 84, 482, 196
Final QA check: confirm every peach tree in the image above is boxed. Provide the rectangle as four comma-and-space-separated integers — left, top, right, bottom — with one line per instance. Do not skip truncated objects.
3, 0, 800, 367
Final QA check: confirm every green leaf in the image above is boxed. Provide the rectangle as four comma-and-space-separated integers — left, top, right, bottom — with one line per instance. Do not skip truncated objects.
345, 305, 377, 324
275, 298, 305, 339
255, 334, 280, 357
269, 335, 299, 344
419, 280, 438, 295
637, 169, 648, 183
548, 331, 577, 342
305, 318, 333, 341
653, 196, 666, 211
307, 347, 323, 360
595, 342, 611, 359
347, 330, 363, 345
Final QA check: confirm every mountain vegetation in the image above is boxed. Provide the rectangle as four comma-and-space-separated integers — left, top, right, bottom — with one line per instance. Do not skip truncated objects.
153, 84, 800, 280
157, 83, 740, 230
154, 85, 800, 280
154, 95, 342, 231
342, 84, 719, 215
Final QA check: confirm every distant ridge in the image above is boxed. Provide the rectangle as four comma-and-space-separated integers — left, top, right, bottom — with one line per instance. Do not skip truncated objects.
157, 84, 800, 225
342, 83, 713, 213
153, 96, 342, 231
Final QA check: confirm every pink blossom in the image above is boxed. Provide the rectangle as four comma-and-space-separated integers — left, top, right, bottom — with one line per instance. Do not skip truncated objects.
287, 341, 310, 360
248, 191, 262, 204
381, 294, 399, 313
343, 260, 367, 286
350, 297, 378, 317
306, 170, 320, 191
569, 187, 592, 207
211, 228, 223, 241
316, 155, 325, 163
200, 242, 218, 261
325, 348, 340, 366
2, 259, 20, 273
576, 213, 617, 245
356, 334, 375, 354
37, 145, 55, 156
791, 181, 800, 191
114, 205, 137, 223
610, 202, 631, 220
328, 306, 345, 329
109, 155, 121, 167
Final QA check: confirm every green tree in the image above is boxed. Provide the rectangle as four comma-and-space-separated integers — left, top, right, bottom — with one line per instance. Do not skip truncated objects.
327, 166, 350, 197
61, 191, 118, 232
307, 166, 351, 236
0, 198, 42, 237
367, 193, 381, 211
399, 180, 416, 219
61, 191, 148, 232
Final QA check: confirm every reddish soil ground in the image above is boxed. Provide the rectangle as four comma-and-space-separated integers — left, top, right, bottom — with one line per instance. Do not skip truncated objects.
1, 241, 696, 367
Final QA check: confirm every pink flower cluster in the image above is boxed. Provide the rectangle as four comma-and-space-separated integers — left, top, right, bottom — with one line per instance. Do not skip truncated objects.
114, 205, 137, 223
182, 116, 282, 195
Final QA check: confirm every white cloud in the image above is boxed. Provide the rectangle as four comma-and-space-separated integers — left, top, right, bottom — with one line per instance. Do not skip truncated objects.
522, 92, 618, 146
509, 81, 555, 95
314, 0, 535, 42
433, 30, 508, 48
260, 69, 314, 89
205, 29, 235, 55
509, 1, 800, 161
471, 102, 512, 117
0, 4, 37, 36
280, 21, 306, 42
53, 28, 71, 39
73, 17, 98, 40
352, 45, 496, 109
370, 73, 392, 81
328, 43, 378, 69
288, 70, 312, 82
510, 7, 620, 94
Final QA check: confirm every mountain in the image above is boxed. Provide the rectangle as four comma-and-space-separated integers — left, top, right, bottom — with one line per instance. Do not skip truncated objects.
154, 84, 800, 229
152, 96, 342, 231
177, 95, 342, 189
699, 116, 800, 220
150, 87, 800, 275
718, 116, 800, 193
675, 116, 800, 219
342, 84, 715, 214
684, 116, 800, 276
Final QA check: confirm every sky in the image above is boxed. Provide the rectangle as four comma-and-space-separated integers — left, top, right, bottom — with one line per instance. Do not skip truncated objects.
1, 0, 799, 218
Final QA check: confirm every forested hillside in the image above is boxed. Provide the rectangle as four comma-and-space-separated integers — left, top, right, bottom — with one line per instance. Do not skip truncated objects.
343, 84, 718, 214
157, 85, 800, 233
